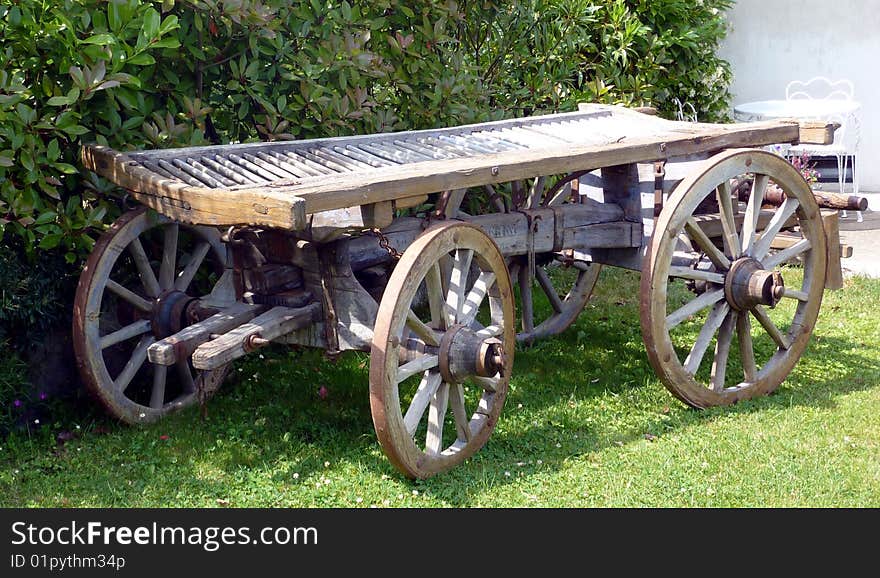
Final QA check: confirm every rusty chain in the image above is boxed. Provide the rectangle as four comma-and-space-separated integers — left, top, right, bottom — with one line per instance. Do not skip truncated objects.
370, 227, 403, 260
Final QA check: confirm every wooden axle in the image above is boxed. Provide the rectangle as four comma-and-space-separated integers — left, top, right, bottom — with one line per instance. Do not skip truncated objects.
733, 178, 867, 211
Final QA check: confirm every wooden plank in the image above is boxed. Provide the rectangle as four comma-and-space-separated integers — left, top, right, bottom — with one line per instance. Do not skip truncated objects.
821, 209, 843, 290
797, 120, 839, 145
147, 302, 265, 365
561, 221, 642, 249
82, 146, 308, 229
191, 303, 321, 370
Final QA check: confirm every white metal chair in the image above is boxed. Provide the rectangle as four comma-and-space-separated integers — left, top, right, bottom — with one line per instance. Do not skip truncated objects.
785, 77, 862, 221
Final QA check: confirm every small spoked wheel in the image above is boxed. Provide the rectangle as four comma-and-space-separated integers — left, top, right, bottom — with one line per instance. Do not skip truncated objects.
370, 222, 515, 478
449, 173, 601, 344
73, 208, 234, 423
641, 149, 827, 408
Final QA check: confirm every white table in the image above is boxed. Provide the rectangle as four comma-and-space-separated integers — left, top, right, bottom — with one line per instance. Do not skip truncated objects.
733, 99, 861, 122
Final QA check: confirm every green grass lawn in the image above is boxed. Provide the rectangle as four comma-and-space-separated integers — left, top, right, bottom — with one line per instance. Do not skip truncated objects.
1, 268, 878, 507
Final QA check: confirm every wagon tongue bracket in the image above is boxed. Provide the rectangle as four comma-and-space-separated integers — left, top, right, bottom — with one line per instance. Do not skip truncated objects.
724, 257, 785, 311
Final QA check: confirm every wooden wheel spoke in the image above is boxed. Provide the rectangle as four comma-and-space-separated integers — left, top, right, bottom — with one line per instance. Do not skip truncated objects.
736, 313, 758, 382
666, 288, 725, 329
716, 181, 741, 259
443, 188, 467, 219
741, 174, 769, 256
150, 364, 168, 409
782, 287, 809, 301
471, 375, 500, 392
483, 184, 507, 213
106, 279, 153, 313
426, 264, 452, 328
683, 302, 730, 375
459, 271, 496, 327
752, 305, 791, 350
710, 311, 737, 392
763, 238, 811, 269
403, 372, 442, 437
397, 354, 440, 384
475, 324, 502, 338
446, 248, 473, 322
159, 223, 179, 290
449, 384, 472, 442
525, 175, 547, 209
177, 360, 196, 393
174, 240, 211, 292
751, 197, 800, 261
546, 181, 573, 207
115, 335, 153, 393
668, 266, 725, 285
100, 319, 152, 350
535, 267, 564, 313
425, 382, 450, 455
685, 218, 731, 270
406, 310, 439, 346
128, 238, 160, 298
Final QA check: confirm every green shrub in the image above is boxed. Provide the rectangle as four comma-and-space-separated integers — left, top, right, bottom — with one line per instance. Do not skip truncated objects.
0, 0, 733, 262
0, 238, 78, 347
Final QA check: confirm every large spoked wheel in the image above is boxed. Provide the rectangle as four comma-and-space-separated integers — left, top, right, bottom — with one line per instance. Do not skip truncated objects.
452, 173, 601, 343
73, 208, 234, 423
370, 222, 515, 479
641, 148, 827, 408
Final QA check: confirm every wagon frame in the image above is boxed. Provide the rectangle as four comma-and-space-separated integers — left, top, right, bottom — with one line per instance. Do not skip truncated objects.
74, 103, 858, 478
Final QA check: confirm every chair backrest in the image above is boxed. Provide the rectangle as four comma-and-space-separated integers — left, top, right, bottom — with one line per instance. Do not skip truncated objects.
673, 98, 698, 122
785, 77, 854, 101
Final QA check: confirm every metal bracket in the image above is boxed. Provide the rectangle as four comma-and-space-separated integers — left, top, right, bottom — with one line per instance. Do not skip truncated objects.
653, 160, 667, 218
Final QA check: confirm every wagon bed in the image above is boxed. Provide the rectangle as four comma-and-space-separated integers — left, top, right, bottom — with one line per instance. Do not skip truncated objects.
75, 101, 855, 479
82, 103, 824, 230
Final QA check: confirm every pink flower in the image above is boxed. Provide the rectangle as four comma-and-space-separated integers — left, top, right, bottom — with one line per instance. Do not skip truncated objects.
159, 435, 170, 441
318, 386, 329, 400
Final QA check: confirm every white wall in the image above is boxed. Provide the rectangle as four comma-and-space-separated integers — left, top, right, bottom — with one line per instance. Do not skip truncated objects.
719, 0, 880, 191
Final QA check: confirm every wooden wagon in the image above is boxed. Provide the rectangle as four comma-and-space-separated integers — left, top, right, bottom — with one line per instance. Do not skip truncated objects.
75, 103, 861, 478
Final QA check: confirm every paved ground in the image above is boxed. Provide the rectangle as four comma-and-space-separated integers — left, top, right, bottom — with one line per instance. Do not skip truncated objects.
838, 194, 880, 278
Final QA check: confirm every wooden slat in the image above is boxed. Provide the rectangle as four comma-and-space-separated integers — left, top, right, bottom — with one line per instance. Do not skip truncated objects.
199, 156, 252, 185
157, 159, 203, 186
170, 158, 222, 188
186, 158, 237, 187
210, 154, 267, 182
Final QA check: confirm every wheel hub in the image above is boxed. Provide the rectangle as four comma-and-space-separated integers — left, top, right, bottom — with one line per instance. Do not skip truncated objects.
438, 324, 506, 383
724, 257, 785, 311
151, 290, 196, 339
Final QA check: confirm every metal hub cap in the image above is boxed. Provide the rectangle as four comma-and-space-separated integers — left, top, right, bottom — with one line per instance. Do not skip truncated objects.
439, 324, 507, 383
724, 257, 785, 311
